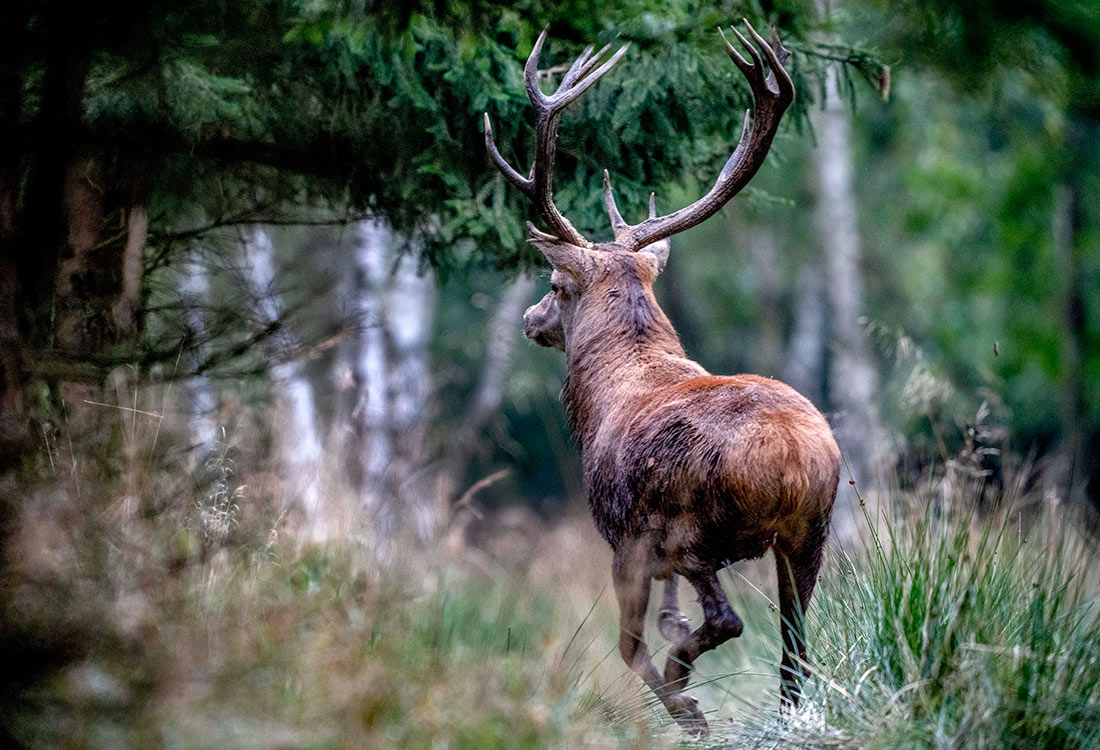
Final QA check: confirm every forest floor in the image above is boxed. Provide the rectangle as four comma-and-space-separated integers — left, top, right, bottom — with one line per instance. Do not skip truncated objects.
5, 455, 1100, 749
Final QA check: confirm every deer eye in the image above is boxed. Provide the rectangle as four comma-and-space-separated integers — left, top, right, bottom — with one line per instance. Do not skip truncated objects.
550, 282, 563, 295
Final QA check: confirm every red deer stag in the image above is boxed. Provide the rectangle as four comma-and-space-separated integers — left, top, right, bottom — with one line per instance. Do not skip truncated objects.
484, 22, 840, 734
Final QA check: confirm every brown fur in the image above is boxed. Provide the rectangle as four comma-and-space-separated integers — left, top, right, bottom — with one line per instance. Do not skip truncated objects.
496, 24, 816, 734
525, 243, 840, 733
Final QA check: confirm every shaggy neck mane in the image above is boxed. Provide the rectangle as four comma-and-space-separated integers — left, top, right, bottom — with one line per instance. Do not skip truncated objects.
562, 257, 689, 447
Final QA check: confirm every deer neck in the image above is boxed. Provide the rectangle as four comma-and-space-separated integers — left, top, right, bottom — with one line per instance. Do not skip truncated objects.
561, 287, 700, 447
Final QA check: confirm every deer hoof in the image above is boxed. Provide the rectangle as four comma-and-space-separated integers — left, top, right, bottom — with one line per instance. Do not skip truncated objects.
658, 609, 692, 642
666, 693, 708, 736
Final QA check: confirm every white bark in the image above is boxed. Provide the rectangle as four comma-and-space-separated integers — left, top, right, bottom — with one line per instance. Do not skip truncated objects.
353, 219, 394, 520
813, 60, 888, 541
464, 274, 537, 434
440, 274, 537, 508
441, 274, 537, 550
386, 242, 437, 539
178, 253, 219, 457
240, 227, 325, 529
351, 219, 438, 540
113, 204, 147, 335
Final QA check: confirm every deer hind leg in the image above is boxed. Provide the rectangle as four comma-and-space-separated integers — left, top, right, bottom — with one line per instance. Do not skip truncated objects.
663, 571, 743, 692
774, 525, 827, 710
612, 543, 706, 734
657, 577, 693, 643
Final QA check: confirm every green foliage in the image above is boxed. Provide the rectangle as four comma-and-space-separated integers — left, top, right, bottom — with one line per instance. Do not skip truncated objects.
20, 0, 877, 274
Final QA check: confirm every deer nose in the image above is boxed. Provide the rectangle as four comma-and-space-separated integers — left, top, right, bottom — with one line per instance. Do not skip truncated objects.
522, 307, 541, 341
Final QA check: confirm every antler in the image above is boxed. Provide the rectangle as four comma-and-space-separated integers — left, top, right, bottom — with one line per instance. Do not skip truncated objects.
484, 31, 628, 248
603, 20, 794, 252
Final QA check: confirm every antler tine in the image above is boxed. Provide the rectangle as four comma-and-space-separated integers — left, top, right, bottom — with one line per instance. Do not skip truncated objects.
603, 170, 631, 243
616, 23, 794, 252
525, 221, 559, 243
565, 42, 614, 87
487, 32, 628, 248
645, 192, 671, 270
483, 113, 534, 197
524, 34, 627, 110
556, 43, 629, 108
745, 20, 794, 98
524, 29, 551, 109
770, 26, 791, 67
718, 25, 752, 76
726, 24, 761, 83
561, 44, 597, 87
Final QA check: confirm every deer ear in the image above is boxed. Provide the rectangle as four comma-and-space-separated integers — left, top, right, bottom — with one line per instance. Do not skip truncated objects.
527, 222, 588, 276
638, 237, 670, 274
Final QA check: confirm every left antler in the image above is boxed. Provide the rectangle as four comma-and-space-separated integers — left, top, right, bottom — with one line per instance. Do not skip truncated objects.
484, 31, 629, 248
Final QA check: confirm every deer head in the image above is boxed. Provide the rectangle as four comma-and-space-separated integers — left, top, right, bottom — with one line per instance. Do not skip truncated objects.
486, 22, 794, 354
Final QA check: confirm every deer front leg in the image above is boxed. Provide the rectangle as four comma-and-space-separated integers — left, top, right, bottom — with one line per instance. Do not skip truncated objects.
657, 576, 693, 643
612, 542, 706, 734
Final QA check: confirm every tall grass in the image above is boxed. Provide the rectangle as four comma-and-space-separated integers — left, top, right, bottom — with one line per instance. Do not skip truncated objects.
729, 488, 1100, 749
4, 408, 1100, 748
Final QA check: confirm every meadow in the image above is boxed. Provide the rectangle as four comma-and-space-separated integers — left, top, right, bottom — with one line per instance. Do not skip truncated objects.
5, 405, 1099, 750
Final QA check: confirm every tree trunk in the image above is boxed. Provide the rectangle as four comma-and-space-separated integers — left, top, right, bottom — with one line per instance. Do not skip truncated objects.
386, 245, 437, 539
439, 274, 537, 509
178, 252, 219, 457
813, 58, 888, 541
351, 220, 439, 541
353, 219, 394, 519
240, 228, 326, 531
1053, 179, 1087, 507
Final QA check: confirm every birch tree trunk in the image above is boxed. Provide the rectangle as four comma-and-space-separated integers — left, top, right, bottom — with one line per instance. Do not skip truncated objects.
351, 220, 438, 541
240, 227, 325, 533
385, 242, 437, 539
353, 220, 395, 525
178, 253, 219, 457
812, 53, 889, 541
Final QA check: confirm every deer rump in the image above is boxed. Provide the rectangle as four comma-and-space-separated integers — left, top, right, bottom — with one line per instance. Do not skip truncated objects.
584, 375, 839, 566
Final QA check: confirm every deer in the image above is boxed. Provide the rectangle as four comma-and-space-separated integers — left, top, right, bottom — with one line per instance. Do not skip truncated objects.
484, 22, 840, 735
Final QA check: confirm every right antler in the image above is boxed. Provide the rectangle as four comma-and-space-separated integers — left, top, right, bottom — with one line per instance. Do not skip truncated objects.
484, 31, 628, 248
604, 21, 794, 252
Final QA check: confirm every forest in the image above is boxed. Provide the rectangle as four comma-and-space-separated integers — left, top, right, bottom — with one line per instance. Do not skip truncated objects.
1, 0, 1098, 747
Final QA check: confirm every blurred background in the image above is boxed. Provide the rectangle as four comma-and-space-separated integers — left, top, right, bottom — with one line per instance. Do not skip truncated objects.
1, 0, 1098, 747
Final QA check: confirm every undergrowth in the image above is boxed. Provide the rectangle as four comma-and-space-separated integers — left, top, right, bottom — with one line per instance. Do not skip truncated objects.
729, 491, 1100, 749
3, 426, 1099, 749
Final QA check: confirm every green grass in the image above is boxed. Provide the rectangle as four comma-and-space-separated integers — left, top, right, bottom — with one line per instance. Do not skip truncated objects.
5, 464, 1100, 749
726, 491, 1100, 749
